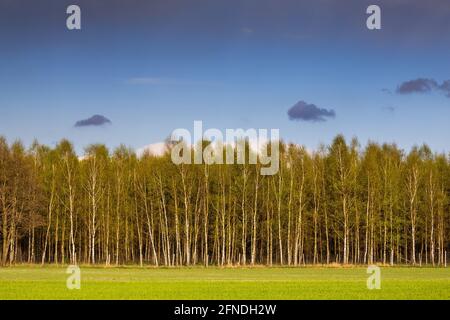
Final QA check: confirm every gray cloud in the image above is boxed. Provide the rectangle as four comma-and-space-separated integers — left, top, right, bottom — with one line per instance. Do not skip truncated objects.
288, 101, 336, 122
75, 115, 112, 127
396, 78, 450, 97
382, 106, 395, 113
439, 80, 450, 97
396, 78, 438, 94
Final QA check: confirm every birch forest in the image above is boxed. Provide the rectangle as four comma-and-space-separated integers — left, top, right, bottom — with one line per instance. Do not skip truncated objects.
0, 135, 448, 267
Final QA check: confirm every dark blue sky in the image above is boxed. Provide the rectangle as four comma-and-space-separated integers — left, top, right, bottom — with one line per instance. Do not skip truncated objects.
1, 0, 450, 154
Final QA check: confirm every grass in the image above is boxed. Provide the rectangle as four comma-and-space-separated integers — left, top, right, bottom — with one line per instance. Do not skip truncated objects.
0, 266, 448, 300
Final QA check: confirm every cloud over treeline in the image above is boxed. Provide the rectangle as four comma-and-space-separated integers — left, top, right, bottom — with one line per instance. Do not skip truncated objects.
396, 78, 450, 97
75, 115, 112, 127
288, 101, 336, 122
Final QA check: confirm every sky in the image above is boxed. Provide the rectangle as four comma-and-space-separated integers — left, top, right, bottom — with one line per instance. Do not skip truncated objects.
0, 0, 450, 155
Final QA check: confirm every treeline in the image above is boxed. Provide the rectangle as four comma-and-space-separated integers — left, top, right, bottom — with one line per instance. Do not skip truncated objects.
0, 135, 448, 267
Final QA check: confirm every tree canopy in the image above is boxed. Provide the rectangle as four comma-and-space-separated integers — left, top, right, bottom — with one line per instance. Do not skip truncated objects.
0, 136, 448, 266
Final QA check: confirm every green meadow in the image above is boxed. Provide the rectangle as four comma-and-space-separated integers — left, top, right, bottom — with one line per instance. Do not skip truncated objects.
0, 266, 448, 300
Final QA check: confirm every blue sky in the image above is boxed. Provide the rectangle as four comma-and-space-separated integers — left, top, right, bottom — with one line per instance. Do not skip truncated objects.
1, 0, 450, 154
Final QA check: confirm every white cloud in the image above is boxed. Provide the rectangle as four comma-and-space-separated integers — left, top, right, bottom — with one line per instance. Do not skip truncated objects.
136, 142, 168, 157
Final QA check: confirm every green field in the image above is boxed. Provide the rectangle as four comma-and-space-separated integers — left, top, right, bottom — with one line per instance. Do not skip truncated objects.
0, 266, 448, 300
